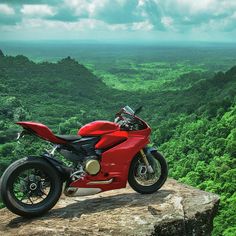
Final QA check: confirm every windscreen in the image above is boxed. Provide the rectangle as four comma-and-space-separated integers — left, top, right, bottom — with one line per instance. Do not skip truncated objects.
124, 105, 135, 114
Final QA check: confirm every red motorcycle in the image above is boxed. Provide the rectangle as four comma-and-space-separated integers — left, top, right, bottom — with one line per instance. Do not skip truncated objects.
0, 106, 168, 217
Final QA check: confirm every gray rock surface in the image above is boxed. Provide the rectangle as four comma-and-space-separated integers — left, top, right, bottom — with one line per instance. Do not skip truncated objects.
0, 179, 219, 236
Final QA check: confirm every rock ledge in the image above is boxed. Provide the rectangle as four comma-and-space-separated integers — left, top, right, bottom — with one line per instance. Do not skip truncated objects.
0, 179, 219, 236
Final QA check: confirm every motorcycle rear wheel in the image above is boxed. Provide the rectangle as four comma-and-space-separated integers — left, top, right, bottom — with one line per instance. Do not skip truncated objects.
0, 157, 62, 217
128, 151, 168, 194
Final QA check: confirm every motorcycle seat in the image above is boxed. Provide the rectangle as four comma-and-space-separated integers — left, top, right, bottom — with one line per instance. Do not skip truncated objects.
55, 134, 82, 141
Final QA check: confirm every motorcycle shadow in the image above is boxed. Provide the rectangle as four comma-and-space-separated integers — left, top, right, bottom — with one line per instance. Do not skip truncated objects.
7, 189, 174, 228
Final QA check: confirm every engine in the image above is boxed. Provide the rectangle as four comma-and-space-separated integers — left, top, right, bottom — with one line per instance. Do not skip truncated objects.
83, 156, 100, 175
58, 135, 102, 176
59, 149, 100, 176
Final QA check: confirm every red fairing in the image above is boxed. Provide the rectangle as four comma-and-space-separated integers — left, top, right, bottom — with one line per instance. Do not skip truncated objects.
16, 122, 66, 144
70, 127, 151, 191
95, 131, 128, 149
78, 120, 119, 136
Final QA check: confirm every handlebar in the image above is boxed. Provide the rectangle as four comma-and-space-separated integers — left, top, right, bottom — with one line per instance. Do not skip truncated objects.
114, 105, 144, 131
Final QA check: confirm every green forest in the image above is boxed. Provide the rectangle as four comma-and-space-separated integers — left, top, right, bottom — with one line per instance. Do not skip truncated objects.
0, 48, 235, 236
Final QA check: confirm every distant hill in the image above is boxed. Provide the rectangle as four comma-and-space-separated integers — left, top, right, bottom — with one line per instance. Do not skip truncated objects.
0, 50, 235, 127
0, 54, 106, 102
0, 49, 4, 57
0, 52, 119, 127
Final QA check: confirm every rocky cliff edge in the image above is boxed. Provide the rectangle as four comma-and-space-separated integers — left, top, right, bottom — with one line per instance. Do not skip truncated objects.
0, 179, 219, 236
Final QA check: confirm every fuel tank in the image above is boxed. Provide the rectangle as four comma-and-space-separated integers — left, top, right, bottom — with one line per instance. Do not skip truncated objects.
78, 121, 119, 136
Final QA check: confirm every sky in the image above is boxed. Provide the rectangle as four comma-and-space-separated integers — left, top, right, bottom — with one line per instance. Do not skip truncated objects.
0, 0, 236, 42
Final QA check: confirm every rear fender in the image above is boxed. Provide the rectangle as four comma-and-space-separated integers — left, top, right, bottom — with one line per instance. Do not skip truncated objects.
39, 154, 72, 181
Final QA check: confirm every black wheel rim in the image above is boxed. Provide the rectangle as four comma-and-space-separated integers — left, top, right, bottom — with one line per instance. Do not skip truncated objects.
10, 167, 52, 206
134, 154, 162, 186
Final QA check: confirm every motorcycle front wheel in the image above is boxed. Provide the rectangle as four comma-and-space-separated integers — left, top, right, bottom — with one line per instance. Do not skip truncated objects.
128, 151, 168, 194
0, 156, 62, 217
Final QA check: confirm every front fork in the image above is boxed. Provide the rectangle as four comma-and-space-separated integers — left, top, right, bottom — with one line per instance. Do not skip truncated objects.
140, 149, 154, 173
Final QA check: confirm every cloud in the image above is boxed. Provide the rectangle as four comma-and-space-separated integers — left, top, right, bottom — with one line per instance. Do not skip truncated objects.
63, 0, 142, 24
0, 4, 20, 25
0, 0, 61, 4
174, 0, 236, 16
132, 20, 153, 31
0, 0, 236, 41
193, 14, 236, 33
0, 4, 15, 15
21, 4, 56, 17
135, 0, 236, 33
50, 6, 78, 22
109, 23, 128, 31
161, 16, 172, 27
161, 16, 174, 29
64, 0, 108, 18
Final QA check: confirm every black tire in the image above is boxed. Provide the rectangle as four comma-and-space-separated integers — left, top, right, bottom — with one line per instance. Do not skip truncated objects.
128, 151, 168, 194
0, 157, 62, 217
